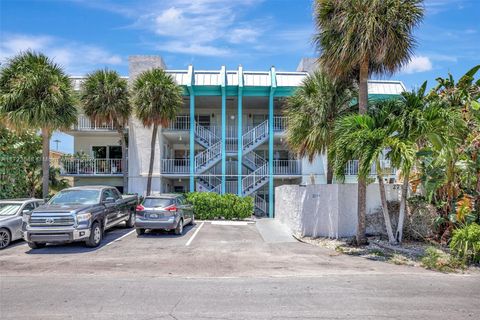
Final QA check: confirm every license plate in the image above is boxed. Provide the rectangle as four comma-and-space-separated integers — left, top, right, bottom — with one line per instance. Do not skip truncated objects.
149, 213, 159, 219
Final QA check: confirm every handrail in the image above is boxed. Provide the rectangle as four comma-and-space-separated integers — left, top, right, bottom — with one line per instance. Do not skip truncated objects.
242, 120, 268, 151
195, 141, 221, 170
273, 116, 287, 132
244, 152, 266, 169
72, 115, 117, 131
165, 115, 190, 131
242, 162, 268, 193
195, 122, 219, 146
254, 194, 267, 213
345, 160, 396, 176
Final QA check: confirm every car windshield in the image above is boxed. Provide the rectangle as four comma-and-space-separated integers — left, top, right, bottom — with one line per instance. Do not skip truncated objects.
49, 190, 100, 205
143, 198, 175, 208
0, 203, 21, 216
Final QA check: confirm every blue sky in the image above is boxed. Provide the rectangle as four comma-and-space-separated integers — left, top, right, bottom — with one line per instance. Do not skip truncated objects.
1, 0, 479, 153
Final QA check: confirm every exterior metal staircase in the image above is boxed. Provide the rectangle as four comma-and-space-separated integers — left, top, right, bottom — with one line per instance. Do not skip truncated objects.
254, 194, 267, 216
242, 120, 269, 155
194, 122, 219, 148
195, 140, 222, 174
242, 162, 268, 196
196, 175, 222, 193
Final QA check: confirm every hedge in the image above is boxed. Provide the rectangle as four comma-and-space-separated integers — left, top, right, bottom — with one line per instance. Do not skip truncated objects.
186, 192, 254, 220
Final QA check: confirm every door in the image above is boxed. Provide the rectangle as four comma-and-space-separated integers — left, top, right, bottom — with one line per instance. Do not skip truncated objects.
113, 188, 128, 219
102, 189, 119, 228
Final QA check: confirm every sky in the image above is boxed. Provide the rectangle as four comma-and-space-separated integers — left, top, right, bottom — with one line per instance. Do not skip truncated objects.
1, 0, 479, 153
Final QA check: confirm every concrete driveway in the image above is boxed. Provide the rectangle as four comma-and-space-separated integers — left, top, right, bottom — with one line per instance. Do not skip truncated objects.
1, 220, 479, 319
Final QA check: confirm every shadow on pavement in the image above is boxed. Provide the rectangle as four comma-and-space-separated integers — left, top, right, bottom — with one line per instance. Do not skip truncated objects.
136, 223, 196, 239
25, 225, 134, 255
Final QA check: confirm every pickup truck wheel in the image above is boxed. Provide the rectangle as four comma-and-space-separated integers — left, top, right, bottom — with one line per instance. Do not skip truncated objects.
86, 222, 102, 248
174, 219, 184, 235
125, 211, 135, 228
136, 228, 145, 236
0, 228, 11, 249
28, 241, 46, 249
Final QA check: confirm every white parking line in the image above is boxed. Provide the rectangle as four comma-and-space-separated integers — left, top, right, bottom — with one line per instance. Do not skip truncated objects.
185, 222, 204, 246
100, 229, 136, 249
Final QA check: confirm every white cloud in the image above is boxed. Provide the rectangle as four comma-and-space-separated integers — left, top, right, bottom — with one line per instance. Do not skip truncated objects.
0, 33, 123, 74
155, 41, 230, 56
229, 28, 259, 44
402, 56, 433, 74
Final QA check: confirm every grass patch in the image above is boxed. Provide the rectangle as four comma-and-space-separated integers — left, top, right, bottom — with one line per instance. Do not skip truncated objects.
421, 246, 465, 272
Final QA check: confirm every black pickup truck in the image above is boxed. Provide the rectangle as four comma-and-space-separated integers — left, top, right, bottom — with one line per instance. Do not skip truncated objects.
23, 186, 138, 249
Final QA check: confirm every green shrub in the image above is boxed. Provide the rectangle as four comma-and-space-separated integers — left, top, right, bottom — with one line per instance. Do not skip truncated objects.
449, 223, 480, 264
186, 192, 254, 220
421, 246, 464, 272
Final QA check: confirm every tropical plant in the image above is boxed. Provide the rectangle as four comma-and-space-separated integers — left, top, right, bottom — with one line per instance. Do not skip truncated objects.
80, 69, 131, 191
285, 70, 356, 183
314, 0, 424, 244
449, 222, 480, 264
131, 68, 183, 196
186, 192, 253, 220
0, 51, 77, 199
330, 100, 403, 243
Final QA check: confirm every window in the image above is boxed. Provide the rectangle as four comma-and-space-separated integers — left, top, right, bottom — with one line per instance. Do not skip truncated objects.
102, 189, 118, 201
22, 202, 35, 213
174, 186, 184, 193
109, 146, 122, 159
253, 115, 267, 127
92, 146, 107, 159
195, 115, 211, 127
92, 146, 122, 159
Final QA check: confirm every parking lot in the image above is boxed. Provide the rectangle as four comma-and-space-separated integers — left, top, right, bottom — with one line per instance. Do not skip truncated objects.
1, 220, 480, 319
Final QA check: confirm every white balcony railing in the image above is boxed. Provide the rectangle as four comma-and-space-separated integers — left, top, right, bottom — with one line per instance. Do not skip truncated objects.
60, 158, 124, 175
72, 116, 117, 131
273, 116, 287, 132
165, 115, 190, 131
225, 180, 237, 194
273, 160, 302, 175
345, 160, 396, 176
161, 159, 190, 174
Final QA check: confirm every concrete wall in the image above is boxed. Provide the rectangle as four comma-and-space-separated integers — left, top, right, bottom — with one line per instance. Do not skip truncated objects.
74, 135, 120, 156
275, 183, 401, 238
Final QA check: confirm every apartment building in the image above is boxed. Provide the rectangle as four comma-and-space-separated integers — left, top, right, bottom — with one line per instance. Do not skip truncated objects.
60, 56, 405, 217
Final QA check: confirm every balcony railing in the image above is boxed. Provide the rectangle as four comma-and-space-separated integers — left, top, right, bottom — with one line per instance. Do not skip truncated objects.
345, 160, 396, 176
165, 116, 190, 131
225, 181, 237, 194
71, 115, 117, 131
273, 116, 287, 132
273, 160, 301, 175
60, 158, 124, 175
161, 159, 190, 174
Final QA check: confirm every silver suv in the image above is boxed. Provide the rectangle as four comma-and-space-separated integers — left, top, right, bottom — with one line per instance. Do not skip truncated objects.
135, 194, 194, 236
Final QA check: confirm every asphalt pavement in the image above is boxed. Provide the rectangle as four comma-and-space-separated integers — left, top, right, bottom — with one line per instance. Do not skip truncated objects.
0, 220, 479, 319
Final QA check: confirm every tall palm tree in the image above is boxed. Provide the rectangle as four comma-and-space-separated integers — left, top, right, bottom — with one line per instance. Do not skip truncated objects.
80, 69, 131, 192
314, 0, 424, 244
285, 70, 356, 183
0, 51, 77, 199
131, 68, 183, 196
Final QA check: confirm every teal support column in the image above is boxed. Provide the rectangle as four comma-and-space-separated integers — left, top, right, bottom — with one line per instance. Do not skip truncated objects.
187, 65, 195, 192
268, 67, 276, 218
237, 66, 244, 196
220, 66, 227, 194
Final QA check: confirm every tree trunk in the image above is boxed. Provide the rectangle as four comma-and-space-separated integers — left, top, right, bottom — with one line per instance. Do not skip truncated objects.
119, 129, 128, 193
396, 174, 409, 243
326, 162, 333, 184
146, 124, 158, 196
378, 172, 396, 244
41, 128, 50, 200
355, 57, 369, 245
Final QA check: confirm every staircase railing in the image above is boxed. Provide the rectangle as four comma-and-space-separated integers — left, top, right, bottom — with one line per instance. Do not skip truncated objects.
195, 122, 219, 147
242, 162, 268, 195
254, 194, 267, 214
195, 141, 221, 171
197, 175, 222, 193
242, 120, 268, 152
244, 152, 266, 170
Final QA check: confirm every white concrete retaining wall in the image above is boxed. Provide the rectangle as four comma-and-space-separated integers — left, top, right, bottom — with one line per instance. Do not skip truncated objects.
275, 183, 401, 238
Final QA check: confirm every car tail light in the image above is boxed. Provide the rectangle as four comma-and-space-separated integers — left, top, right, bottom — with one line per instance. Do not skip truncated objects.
136, 204, 145, 212
165, 205, 177, 212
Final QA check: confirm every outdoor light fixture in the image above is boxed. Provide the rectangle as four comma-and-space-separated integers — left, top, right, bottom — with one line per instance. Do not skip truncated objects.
211, 113, 215, 118
179, 136, 182, 141
230, 115, 235, 120
178, 178, 182, 182
248, 113, 252, 118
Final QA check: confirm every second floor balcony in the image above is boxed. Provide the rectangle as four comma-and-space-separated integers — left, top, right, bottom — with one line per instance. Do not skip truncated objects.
70, 115, 119, 132
59, 158, 125, 176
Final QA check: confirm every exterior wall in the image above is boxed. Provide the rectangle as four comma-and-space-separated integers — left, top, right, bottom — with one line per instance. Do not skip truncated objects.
73, 177, 123, 188
301, 155, 327, 185
275, 183, 401, 238
74, 136, 120, 156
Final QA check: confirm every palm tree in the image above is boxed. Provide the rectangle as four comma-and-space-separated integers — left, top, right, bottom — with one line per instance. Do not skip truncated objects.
0, 51, 77, 199
314, 0, 424, 244
330, 100, 404, 244
285, 70, 356, 183
80, 69, 131, 192
131, 68, 183, 196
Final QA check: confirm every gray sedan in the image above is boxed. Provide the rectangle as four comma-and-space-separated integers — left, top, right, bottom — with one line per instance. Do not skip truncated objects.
135, 194, 194, 236
0, 199, 44, 249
